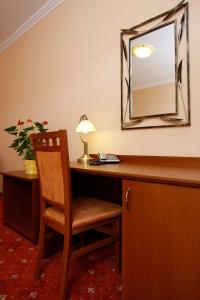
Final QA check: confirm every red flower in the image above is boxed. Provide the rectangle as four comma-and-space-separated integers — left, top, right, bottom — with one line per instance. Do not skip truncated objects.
42, 121, 48, 125
17, 119, 24, 125
27, 119, 33, 123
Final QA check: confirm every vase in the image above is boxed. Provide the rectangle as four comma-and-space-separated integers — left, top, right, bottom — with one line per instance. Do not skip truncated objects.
24, 160, 37, 175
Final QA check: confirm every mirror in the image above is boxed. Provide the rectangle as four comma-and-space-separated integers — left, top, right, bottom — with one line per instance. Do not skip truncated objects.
130, 22, 176, 118
121, 1, 190, 129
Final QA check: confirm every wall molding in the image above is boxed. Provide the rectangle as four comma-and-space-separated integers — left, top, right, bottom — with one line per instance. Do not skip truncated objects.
0, 0, 64, 53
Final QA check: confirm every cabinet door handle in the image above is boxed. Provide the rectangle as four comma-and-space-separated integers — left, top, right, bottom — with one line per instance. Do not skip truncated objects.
125, 187, 131, 211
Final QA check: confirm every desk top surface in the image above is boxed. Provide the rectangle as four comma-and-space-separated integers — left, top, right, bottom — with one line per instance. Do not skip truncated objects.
70, 159, 200, 187
2, 156, 200, 187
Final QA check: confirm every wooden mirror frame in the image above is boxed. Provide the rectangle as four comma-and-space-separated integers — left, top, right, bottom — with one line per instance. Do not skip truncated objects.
121, 0, 190, 130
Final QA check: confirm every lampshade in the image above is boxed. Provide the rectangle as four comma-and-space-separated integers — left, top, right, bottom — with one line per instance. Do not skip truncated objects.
132, 44, 155, 58
76, 115, 96, 134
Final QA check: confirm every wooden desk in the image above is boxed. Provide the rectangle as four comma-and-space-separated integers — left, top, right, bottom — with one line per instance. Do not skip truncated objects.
71, 157, 200, 300
2, 156, 200, 300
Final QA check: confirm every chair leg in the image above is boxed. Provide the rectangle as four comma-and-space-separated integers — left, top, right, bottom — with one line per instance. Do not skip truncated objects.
114, 217, 121, 274
59, 235, 71, 300
35, 219, 46, 279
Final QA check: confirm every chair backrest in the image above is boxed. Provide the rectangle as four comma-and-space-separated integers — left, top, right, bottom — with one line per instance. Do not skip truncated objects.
31, 130, 72, 223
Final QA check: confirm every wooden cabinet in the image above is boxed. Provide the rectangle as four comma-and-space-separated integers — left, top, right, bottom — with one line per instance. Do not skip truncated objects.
2, 171, 40, 244
122, 180, 200, 300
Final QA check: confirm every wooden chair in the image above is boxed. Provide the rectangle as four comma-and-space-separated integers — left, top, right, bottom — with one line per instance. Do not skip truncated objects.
31, 130, 121, 300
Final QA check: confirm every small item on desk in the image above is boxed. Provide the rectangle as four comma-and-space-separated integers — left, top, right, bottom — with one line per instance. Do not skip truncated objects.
98, 153, 120, 163
89, 160, 104, 165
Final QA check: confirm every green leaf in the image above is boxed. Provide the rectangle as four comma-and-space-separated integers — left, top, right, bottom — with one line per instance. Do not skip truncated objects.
19, 131, 26, 137
16, 148, 23, 156
34, 122, 47, 132
4, 126, 17, 132
24, 148, 35, 160
10, 138, 20, 149
23, 126, 34, 133
4, 126, 18, 135
34, 122, 43, 130
21, 139, 30, 150
8, 132, 18, 136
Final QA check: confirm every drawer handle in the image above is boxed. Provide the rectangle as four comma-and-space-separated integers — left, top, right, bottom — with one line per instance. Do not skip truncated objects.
125, 187, 131, 211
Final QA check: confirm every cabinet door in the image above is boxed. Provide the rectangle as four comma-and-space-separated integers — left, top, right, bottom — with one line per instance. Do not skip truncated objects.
122, 180, 200, 300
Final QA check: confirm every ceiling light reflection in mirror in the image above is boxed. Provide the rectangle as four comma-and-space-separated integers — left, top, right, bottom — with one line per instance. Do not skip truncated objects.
132, 44, 155, 58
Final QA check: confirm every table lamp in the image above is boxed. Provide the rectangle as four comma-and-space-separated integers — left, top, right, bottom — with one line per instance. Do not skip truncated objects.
76, 114, 96, 163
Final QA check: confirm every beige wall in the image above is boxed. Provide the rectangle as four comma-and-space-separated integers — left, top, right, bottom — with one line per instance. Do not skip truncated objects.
0, 0, 200, 192
133, 83, 175, 117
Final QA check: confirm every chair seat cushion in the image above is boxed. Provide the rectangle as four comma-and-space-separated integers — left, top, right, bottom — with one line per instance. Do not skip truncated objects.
44, 197, 121, 229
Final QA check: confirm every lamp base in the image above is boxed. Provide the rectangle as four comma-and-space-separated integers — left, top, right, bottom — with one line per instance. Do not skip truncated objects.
77, 154, 94, 163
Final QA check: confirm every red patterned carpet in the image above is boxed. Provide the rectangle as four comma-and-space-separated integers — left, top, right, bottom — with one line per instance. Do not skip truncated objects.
0, 195, 122, 299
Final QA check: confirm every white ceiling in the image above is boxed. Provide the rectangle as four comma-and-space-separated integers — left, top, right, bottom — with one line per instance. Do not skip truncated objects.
0, 0, 64, 53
